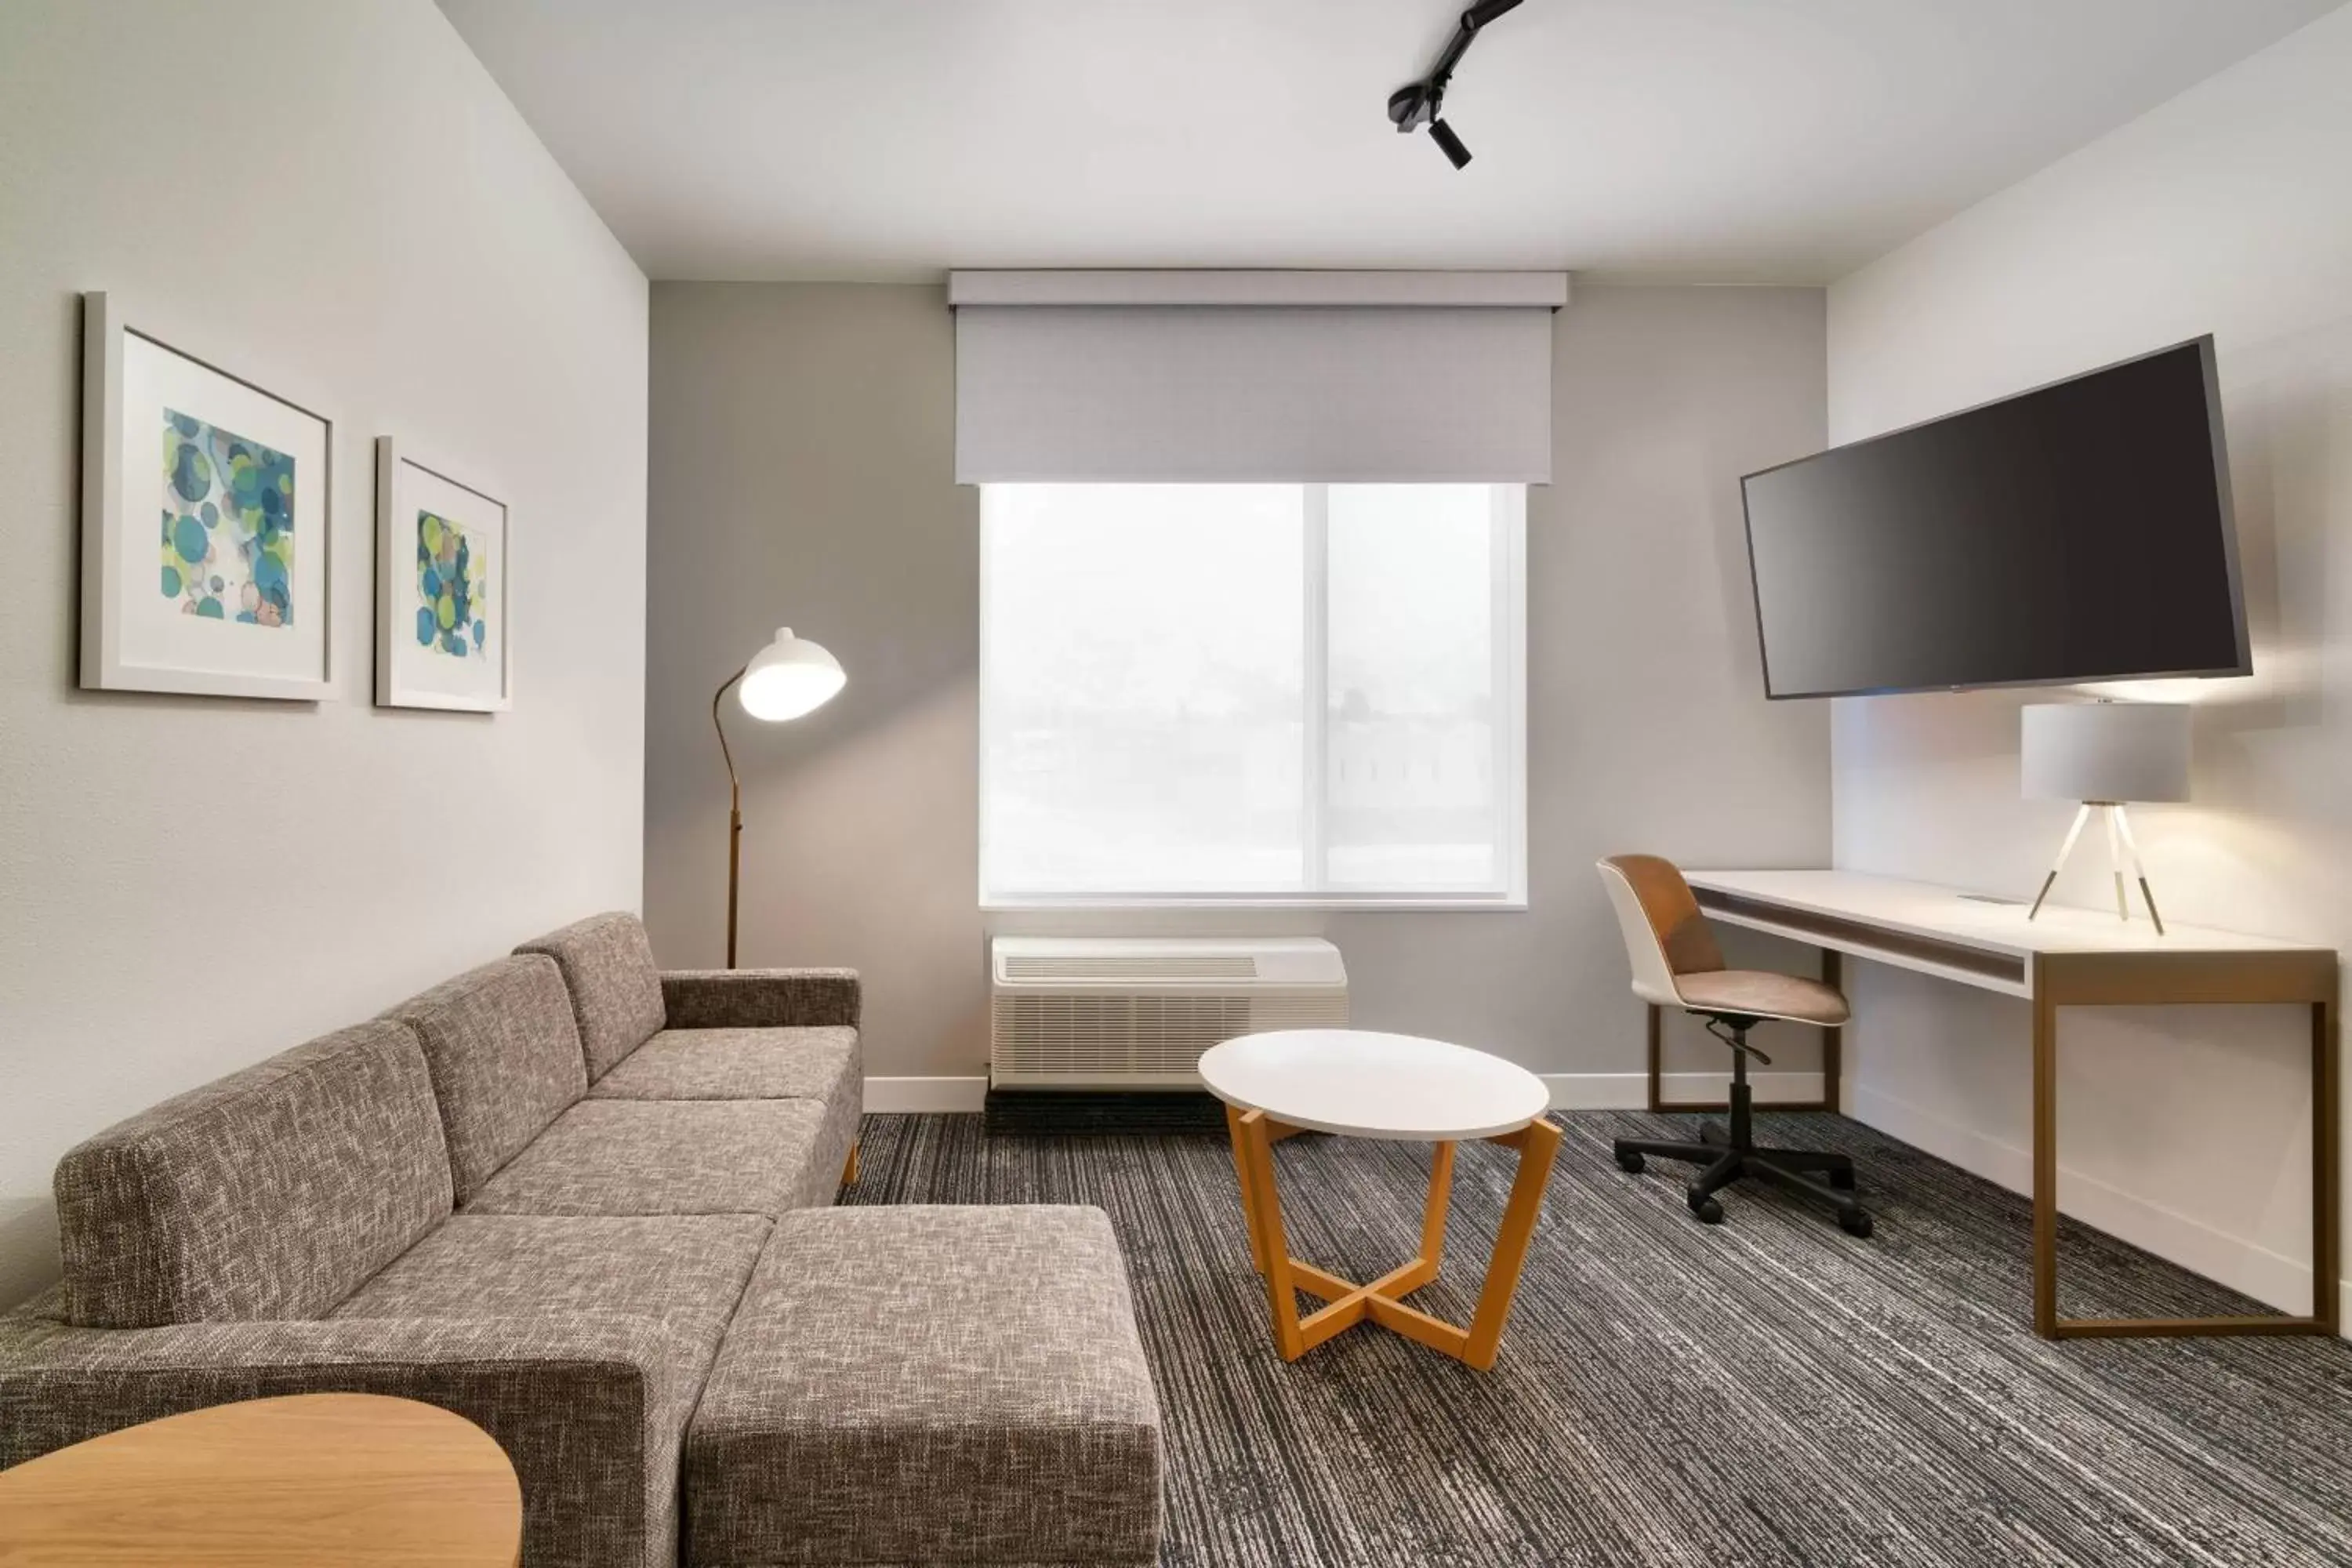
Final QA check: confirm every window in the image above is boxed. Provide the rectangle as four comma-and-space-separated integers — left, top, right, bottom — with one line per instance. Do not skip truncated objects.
980, 484, 1525, 907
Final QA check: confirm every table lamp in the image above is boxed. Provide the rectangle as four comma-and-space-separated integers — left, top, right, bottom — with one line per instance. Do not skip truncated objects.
712, 627, 846, 967
2021, 700, 2190, 933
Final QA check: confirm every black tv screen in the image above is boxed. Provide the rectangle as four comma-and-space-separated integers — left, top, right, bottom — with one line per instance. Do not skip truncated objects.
1740, 337, 2249, 699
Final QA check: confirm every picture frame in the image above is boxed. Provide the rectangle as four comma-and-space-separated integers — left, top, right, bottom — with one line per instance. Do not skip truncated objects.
80, 292, 335, 701
375, 437, 513, 712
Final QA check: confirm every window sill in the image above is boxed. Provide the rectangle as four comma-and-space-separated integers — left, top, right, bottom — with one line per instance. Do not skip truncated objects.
980, 895, 1528, 914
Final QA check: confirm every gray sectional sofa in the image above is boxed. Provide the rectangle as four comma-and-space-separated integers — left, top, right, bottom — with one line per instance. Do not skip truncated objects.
0, 913, 1164, 1568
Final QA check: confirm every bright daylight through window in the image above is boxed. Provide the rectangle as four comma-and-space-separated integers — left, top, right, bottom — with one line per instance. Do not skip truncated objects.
982, 484, 1525, 905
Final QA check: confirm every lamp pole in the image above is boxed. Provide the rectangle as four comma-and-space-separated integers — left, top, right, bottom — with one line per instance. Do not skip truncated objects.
710, 627, 847, 971
712, 663, 749, 969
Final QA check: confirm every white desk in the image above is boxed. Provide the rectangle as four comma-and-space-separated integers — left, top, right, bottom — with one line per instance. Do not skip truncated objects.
1679, 869, 2339, 1341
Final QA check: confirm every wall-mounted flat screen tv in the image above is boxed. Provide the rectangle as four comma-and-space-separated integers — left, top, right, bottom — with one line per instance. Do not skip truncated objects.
1740, 336, 2249, 699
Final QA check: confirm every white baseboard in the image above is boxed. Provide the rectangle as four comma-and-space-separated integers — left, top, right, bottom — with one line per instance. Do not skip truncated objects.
862, 1076, 988, 1113
1849, 1080, 2317, 1318
1541, 1071, 1826, 1111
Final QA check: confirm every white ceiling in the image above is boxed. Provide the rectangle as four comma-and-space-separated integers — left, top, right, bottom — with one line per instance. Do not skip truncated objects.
437, 0, 2341, 284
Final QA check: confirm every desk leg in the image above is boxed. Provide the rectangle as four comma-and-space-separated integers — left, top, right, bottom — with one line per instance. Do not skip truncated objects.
2031, 960, 2060, 1338
2314, 996, 2341, 1336
1820, 949, 1844, 1113
2037, 955, 2339, 1340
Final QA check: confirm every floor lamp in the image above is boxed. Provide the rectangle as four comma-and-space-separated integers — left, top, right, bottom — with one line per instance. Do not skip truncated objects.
2021, 700, 2190, 933
712, 627, 846, 968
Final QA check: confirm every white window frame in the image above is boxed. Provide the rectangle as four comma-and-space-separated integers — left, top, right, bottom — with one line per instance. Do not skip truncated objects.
978, 484, 1527, 912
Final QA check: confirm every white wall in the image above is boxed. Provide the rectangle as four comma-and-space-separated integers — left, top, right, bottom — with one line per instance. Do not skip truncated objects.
644, 282, 1832, 1102
0, 1, 649, 1305
1826, 5, 2352, 1316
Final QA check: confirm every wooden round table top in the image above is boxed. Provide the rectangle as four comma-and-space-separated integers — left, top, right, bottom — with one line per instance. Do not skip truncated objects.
0, 1393, 523, 1567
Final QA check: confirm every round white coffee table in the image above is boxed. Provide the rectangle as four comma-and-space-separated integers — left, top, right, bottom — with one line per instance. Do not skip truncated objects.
1198, 1029, 1560, 1370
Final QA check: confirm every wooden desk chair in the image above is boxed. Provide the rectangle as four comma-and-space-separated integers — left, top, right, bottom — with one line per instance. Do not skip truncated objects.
1597, 854, 1873, 1237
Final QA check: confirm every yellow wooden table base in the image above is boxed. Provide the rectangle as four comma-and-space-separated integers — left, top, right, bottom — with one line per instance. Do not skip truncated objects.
1225, 1104, 1562, 1370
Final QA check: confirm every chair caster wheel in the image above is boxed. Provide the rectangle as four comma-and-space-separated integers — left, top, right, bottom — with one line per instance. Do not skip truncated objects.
1686, 1192, 1724, 1224
1616, 1151, 1646, 1174
1828, 1168, 1857, 1191
1839, 1209, 1874, 1238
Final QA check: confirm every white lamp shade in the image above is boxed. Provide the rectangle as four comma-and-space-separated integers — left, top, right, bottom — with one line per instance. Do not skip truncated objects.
739, 627, 845, 721
2020, 702, 2190, 803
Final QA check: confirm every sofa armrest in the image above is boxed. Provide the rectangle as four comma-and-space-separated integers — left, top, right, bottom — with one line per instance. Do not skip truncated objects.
661, 967, 861, 1031
0, 1311, 700, 1568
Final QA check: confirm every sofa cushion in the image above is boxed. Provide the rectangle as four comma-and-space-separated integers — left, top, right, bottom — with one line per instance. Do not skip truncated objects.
462, 1100, 843, 1218
589, 1025, 858, 1104
385, 955, 588, 1204
517, 912, 668, 1080
332, 1214, 767, 1341
684, 1204, 1163, 1567
53, 1020, 452, 1330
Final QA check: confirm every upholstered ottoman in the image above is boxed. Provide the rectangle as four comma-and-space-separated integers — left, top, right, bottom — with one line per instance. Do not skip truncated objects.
684, 1205, 1163, 1567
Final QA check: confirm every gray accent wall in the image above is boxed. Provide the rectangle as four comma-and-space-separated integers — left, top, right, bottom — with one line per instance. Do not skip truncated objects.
648, 283, 986, 1094
646, 282, 1830, 1090
0, 0, 648, 1306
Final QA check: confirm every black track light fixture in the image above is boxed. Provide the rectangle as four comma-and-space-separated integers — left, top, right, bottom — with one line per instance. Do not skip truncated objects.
1387, 0, 1525, 169
1426, 117, 1473, 170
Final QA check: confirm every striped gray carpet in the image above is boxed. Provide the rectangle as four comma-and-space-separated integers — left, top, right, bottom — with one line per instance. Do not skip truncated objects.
841, 1111, 2352, 1568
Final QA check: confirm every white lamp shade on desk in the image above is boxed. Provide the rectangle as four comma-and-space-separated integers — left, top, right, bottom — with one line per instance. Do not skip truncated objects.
739, 627, 846, 721
2020, 702, 2190, 804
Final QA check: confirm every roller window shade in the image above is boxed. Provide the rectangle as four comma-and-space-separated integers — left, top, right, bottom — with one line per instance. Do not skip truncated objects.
952, 271, 1564, 484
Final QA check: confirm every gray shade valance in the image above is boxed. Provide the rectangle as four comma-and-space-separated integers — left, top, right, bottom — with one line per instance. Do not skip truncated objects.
950, 270, 1566, 484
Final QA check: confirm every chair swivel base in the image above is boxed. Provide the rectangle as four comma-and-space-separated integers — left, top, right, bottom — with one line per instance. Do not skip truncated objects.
1615, 1110, 1874, 1238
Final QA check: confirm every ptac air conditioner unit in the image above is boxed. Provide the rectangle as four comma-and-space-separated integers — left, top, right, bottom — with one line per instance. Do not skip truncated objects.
989, 937, 1348, 1090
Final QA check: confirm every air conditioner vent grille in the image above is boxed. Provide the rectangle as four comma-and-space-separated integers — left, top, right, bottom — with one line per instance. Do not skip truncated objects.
1002, 954, 1258, 982
990, 993, 1348, 1082
989, 937, 1345, 1089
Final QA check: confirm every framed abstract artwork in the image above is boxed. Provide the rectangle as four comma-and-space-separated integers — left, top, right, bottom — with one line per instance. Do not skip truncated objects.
375, 437, 512, 712
80, 292, 334, 700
